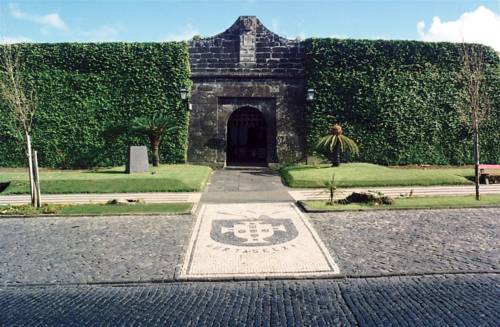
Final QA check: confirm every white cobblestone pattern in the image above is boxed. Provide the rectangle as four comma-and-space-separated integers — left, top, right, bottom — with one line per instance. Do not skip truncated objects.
180, 203, 339, 279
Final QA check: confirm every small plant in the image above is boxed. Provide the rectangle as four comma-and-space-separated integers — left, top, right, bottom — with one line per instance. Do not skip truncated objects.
324, 172, 336, 205
41, 203, 60, 214
337, 192, 394, 206
316, 124, 359, 166
0, 205, 36, 215
0, 203, 60, 215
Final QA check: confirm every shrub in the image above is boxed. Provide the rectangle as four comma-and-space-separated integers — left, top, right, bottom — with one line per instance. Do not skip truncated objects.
0, 42, 191, 168
304, 38, 500, 165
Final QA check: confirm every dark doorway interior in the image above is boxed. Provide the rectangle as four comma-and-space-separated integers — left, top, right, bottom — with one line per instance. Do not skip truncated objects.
227, 107, 267, 165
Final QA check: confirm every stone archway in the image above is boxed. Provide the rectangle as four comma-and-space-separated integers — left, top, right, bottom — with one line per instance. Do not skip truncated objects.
226, 106, 267, 165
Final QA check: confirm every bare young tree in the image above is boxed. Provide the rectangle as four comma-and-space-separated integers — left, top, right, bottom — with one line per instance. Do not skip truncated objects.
457, 43, 491, 201
0, 44, 40, 207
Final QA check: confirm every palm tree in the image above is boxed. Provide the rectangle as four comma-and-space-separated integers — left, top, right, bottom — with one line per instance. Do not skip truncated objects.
316, 124, 359, 166
130, 112, 178, 167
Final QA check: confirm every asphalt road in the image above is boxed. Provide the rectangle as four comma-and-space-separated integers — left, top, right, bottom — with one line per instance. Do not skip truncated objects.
1, 273, 498, 326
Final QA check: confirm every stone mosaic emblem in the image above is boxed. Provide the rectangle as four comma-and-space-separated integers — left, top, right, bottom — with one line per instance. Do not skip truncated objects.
180, 203, 340, 280
211, 218, 298, 246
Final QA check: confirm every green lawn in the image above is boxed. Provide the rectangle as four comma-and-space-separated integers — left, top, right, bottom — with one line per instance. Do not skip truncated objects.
0, 164, 212, 195
282, 163, 474, 188
302, 194, 500, 211
0, 203, 192, 216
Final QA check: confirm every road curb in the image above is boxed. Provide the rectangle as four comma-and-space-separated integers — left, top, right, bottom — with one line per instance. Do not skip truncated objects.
297, 200, 500, 213
2, 270, 499, 289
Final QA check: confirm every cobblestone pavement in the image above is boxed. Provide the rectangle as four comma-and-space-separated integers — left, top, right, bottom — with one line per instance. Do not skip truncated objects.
1, 273, 498, 326
0, 215, 192, 285
1, 208, 499, 285
310, 208, 500, 276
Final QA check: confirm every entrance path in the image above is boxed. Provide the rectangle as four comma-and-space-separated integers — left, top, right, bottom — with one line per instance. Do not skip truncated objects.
200, 167, 293, 203
180, 202, 339, 280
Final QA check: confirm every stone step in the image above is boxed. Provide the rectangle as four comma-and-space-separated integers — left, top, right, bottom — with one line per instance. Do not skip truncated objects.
288, 185, 500, 201
0, 192, 202, 205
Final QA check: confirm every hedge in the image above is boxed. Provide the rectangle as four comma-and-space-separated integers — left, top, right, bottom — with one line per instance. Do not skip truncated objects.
0, 42, 191, 168
304, 39, 500, 165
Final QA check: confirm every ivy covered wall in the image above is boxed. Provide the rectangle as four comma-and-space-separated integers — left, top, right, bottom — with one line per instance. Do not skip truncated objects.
0, 42, 191, 168
304, 39, 500, 165
1, 39, 498, 168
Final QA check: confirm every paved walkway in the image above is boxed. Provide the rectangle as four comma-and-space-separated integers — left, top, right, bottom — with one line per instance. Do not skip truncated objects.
1, 274, 498, 326
200, 168, 293, 203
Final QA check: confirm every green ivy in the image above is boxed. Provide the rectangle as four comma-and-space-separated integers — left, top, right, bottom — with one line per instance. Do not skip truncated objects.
0, 42, 191, 168
304, 39, 500, 165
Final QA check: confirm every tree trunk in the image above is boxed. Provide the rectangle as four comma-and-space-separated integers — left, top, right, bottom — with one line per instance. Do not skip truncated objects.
331, 142, 341, 167
473, 116, 480, 201
33, 150, 42, 208
150, 136, 161, 167
25, 132, 36, 207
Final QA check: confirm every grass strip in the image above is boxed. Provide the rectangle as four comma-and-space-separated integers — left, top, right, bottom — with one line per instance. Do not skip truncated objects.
0, 164, 212, 195
282, 163, 473, 188
0, 203, 193, 216
302, 194, 500, 212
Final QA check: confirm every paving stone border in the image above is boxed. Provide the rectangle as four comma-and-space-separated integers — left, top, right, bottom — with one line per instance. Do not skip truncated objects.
1, 273, 498, 326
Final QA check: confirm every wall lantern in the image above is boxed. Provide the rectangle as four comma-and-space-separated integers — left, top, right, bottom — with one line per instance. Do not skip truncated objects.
306, 88, 315, 102
180, 87, 192, 111
180, 88, 189, 101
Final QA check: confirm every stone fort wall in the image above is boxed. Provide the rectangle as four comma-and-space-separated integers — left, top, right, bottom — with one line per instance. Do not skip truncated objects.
187, 16, 306, 166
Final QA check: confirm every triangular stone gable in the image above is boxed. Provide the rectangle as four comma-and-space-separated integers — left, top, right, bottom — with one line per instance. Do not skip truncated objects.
189, 16, 304, 77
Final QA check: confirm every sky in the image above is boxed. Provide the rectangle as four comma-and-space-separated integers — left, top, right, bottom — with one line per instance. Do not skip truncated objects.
1, 0, 499, 51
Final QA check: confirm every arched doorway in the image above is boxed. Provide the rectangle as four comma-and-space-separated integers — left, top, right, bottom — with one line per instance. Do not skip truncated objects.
227, 107, 267, 165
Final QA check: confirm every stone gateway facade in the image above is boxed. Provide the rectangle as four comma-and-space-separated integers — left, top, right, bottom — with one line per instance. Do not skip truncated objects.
188, 16, 306, 167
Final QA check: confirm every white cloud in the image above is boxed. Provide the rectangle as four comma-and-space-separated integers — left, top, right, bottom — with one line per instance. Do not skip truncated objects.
9, 4, 68, 33
79, 24, 125, 42
417, 5, 500, 51
0, 35, 32, 44
162, 24, 199, 41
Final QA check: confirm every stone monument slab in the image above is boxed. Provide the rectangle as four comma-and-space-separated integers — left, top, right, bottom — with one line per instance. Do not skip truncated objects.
126, 146, 149, 173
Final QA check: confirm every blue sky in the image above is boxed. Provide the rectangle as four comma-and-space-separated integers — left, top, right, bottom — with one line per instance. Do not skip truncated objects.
1, 1, 499, 50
